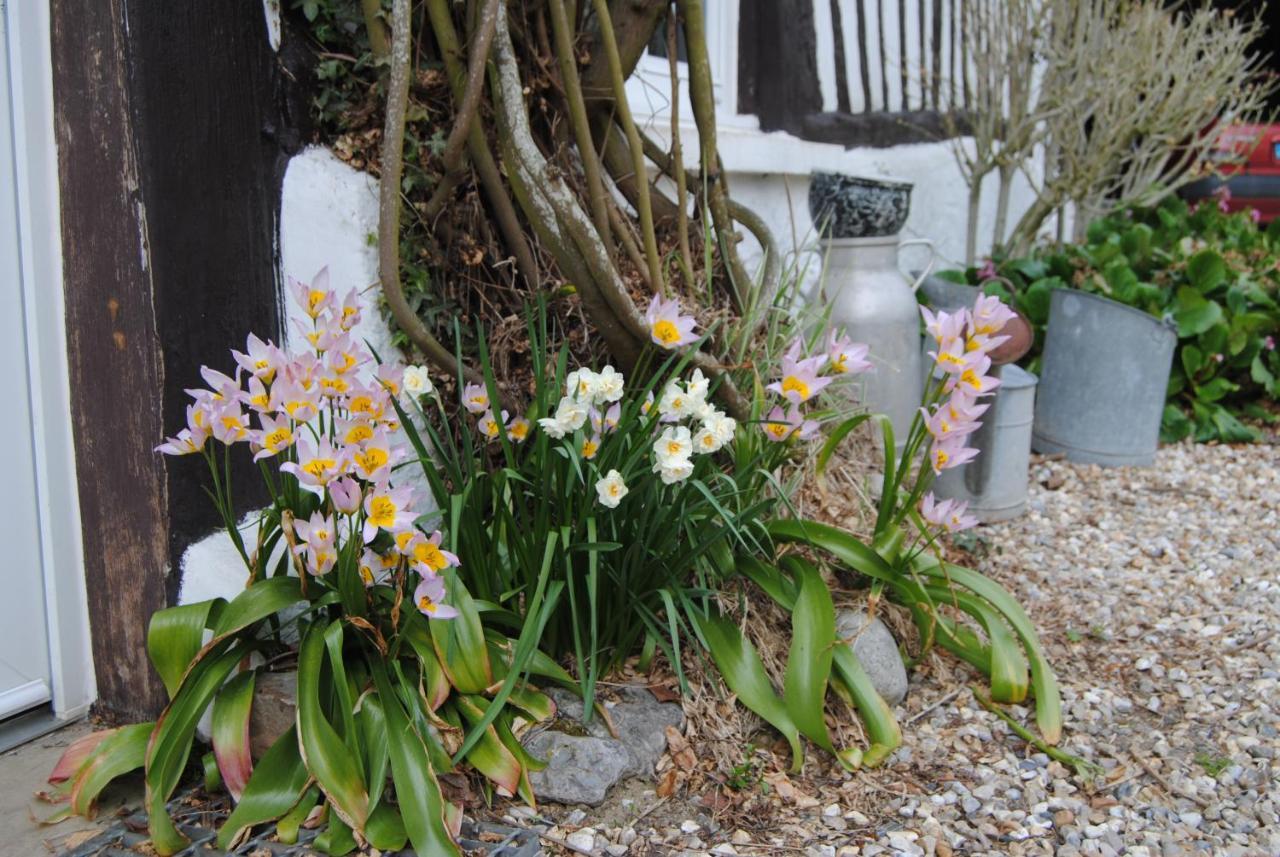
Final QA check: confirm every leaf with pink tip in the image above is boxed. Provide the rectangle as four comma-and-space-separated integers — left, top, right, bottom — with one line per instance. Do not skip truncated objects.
212, 671, 256, 801
47, 728, 119, 787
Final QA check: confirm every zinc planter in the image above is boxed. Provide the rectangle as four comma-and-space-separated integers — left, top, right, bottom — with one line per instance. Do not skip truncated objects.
1032, 289, 1177, 467
811, 174, 934, 449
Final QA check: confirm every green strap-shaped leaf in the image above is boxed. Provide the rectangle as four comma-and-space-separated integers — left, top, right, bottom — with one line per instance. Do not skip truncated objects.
370, 661, 461, 857
696, 611, 804, 772
68, 722, 152, 817
211, 671, 256, 801
830, 646, 901, 767
146, 642, 247, 854
147, 599, 222, 699
780, 558, 837, 755
918, 559, 1061, 743
923, 585, 1029, 705
297, 622, 370, 833
211, 577, 305, 638
366, 802, 409, 852
357, 692, 390, 816
217, 726, 310, 849
429, 573, 493, 694
453, 695, 523, 797
275, 786, 320, 846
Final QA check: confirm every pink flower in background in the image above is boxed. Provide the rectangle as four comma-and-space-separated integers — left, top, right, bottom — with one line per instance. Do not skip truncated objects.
329, 476, 362, 515
231, 333, 285, 383
946, 352, 1002, 396
1265, 335, 1276, 351
461, 382, 490, 414
825, 330, 872, 375
292, 511, 338, 576
1213, 353, 1225, 364
210, 400, 252, 445
156, 425, 208, 456
976, 259, 998, 282
289, 266, 334, 319
969, 295, 1018, 338
336, 288, 363, 331
760, 405, 819, 442
767, 352, 832, 404
646, 295, 699, 349
413, 575, 459, 619
930, 435, 979, 474
920, 493, 978, 533
281, 436, 351, 496
923, 401, 980, 444
269, 376, 320, 422
1249, 208, 1261, 224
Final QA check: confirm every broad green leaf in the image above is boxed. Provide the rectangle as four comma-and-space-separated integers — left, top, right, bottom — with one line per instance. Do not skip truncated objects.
915, 559, 1061, 744
211, 670, 255, 801
430, 574, 493, 694
217, 726, 310, 850
297, 622, 369, 833
829, 646, 901, 767
1160, 405, 1193, 443
1173, 288, 1225, 337
146, 643, 247, 854
696, 611, 803, 772
366, 803, 409, 852
147, 600, 221, 699
275, 787, 320, 845
68, 723, 151, 817
370, 661, 461, 857
780, 558, 837, 755
48, 728, 119, 786
924, 586, 1029, 704
357, 692, 390, 815
1181, 344, 1205, 377
211, 576, 304, 638
1209, 405, 1258, 442
453, 695, 523, 796
1251, 354, 1275, 388
1186, 249, 1227, 292
1194, 377, 1238, 404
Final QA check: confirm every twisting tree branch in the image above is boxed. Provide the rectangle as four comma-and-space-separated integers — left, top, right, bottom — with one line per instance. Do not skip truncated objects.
548, 0, 615, 255
425, 0, 539, 285
678, 0, 750, 311
379, 0, 484, 384
422, 0, 501, 223
590, 0, 665, 293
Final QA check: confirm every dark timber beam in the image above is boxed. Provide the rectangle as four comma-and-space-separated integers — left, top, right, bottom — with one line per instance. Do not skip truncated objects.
50, 1, 307, 720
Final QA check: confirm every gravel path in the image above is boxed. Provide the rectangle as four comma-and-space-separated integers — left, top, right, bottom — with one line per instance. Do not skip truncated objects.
519, 442, 1280, 857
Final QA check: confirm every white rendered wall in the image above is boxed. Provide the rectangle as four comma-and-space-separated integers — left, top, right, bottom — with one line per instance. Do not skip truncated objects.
179, 147, 414, 607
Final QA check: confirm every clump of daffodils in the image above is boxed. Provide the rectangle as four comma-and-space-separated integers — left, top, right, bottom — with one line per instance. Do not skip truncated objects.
156, 267, 459, 620
914, 295, 1016, 533
760, 329, 872, 442
533, 363, 737, 507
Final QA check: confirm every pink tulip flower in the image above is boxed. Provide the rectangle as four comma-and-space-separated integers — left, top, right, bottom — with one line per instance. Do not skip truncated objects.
760, 405, 819, 442
231, 333, 285, 383
329, 476, 362, 515
289, 266, 334, 320
281, 436, 351, 497
462, 382, 490, 415
767, 353, 832, 404
920, 492, 978, 533
825, 330, 872, 376
413, 575, 459, 620
252, 414, 295, 461
292, 511, 338, 576
646, 295, 699, 349
968, 295, 1018, 338
929, 435, 979, 474
362, 482, 417, 543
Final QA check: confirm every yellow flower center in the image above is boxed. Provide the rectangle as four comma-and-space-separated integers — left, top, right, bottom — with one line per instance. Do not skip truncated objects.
934, 448, 950, 469
468, 394, 488, 409
509, 421, 528, 440
960, 369, 982, 391
780, 376, 810, 399
766, 423, 790, 440
414, 542, 448, 571
700, 434, 716, 448
359, 564, 374, 584
303, 458, 336, 479
264, 427, 291, 450
652, 320, 681, 345
250, 392, 270, 410
332, 352, 357, 374
666, 440, 684, 456
354, 447, 389, 476
830, 355, 848, 374
417, 595, 439, 614
607, 482, 621, 497
582, 439, 599, 459
368, 496, 397, 529
307, 290, 327, 315
345, 424, 374, 444
320, 376, 350, 396
482, 419, 500, 438
349, 395, 375, 414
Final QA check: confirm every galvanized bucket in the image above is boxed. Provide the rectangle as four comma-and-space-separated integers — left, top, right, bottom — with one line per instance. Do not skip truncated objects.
933, 364, 1038, 522
1032, 290, 1176, 467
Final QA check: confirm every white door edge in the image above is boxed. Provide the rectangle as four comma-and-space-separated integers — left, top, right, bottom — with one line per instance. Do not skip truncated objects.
4, 0, 96, 720
0, 679, 52, 721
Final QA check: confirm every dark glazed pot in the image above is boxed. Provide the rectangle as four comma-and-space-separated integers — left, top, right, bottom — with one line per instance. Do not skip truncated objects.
809, 172, 913, 238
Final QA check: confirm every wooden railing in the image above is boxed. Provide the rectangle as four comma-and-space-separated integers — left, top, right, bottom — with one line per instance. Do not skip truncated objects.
739, 0, 968, 148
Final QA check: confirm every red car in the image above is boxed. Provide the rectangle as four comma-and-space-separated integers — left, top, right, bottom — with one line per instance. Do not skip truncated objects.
1179, 123, 1280, 224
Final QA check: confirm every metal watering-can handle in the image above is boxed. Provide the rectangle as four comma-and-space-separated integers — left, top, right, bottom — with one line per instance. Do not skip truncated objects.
898, 238, 937, 293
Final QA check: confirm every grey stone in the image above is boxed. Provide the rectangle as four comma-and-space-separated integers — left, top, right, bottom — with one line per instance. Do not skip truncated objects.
545, 686, 685, 778
249, 670, 297, 760
835, 610, 909, 706
523, 732, 630, 806
524, 685, 684, 805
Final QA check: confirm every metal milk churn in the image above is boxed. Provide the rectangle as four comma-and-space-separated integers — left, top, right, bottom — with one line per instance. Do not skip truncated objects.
809, 173, 934, 450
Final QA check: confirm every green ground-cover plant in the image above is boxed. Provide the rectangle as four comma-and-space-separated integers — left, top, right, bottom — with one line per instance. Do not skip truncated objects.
945, 197, 1280, 443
